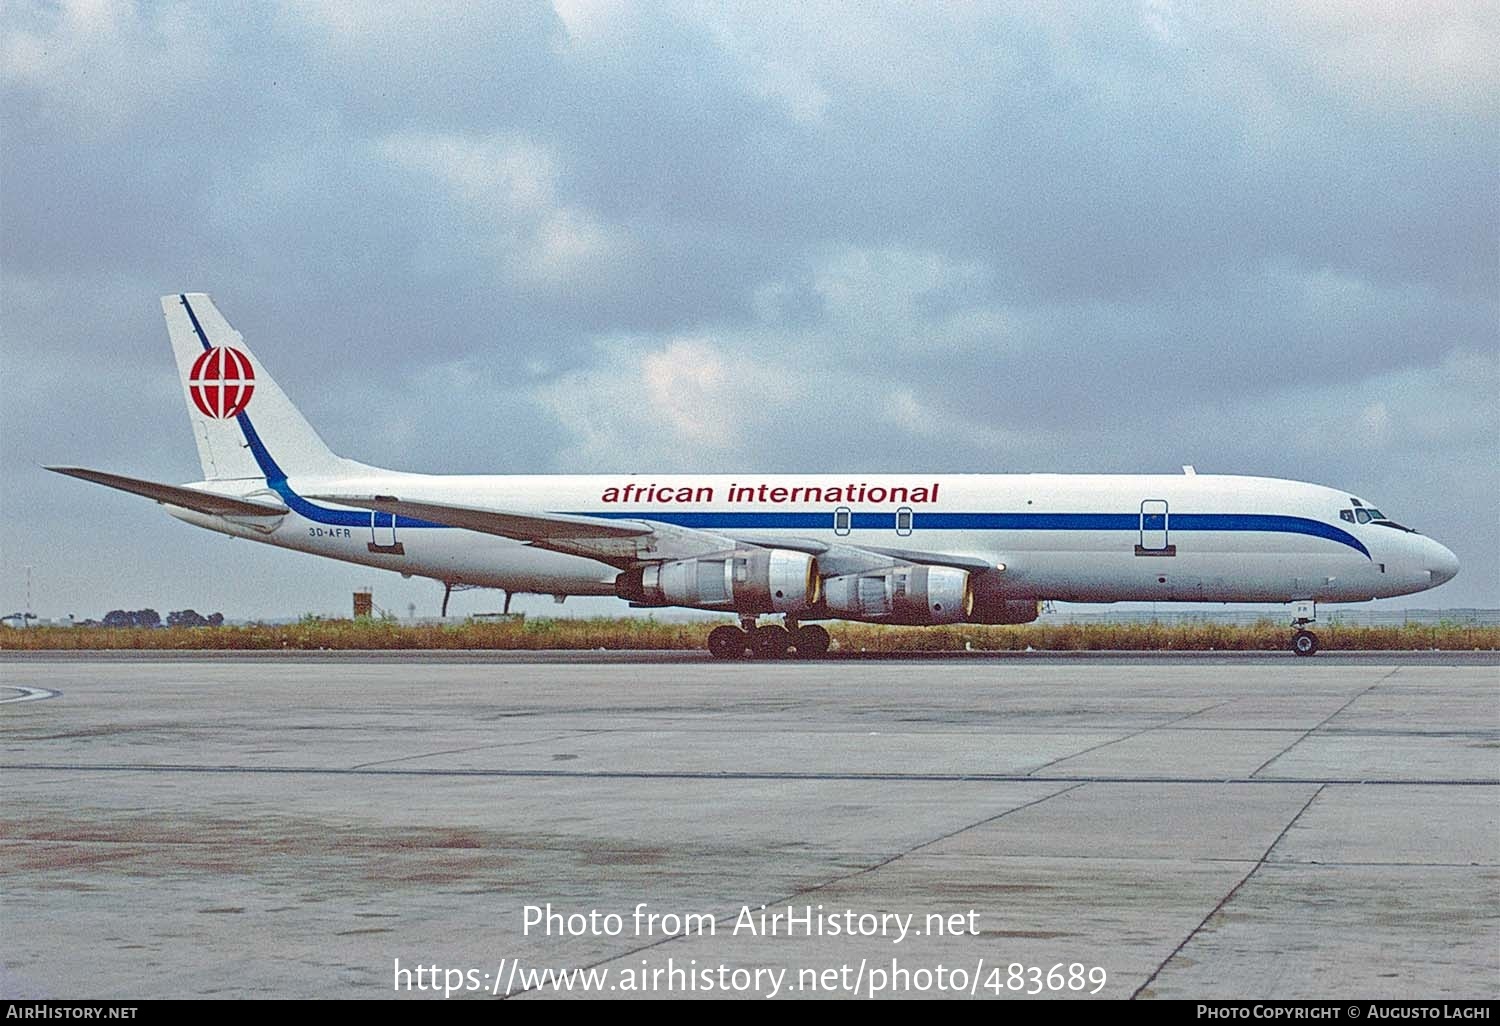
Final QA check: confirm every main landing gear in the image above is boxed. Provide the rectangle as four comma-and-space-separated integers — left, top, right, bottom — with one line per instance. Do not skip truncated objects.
1289, 601, 1319, 657
707, 617, 831, 660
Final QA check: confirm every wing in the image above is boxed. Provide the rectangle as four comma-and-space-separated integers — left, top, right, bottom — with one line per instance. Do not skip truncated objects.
309, 494, 648, 539
47, 467, 289, 518
852, 544, 998, 573
307, 493, 740, 567
725, 534, 999, 575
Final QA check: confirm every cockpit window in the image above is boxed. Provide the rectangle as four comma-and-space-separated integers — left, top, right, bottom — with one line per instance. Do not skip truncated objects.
1347, 505, 1416, 532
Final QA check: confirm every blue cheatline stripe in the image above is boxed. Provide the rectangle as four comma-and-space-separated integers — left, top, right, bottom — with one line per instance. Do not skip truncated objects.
176, 293, 1368, 558
565, 510, 1371, 558
236, 406, 447, 529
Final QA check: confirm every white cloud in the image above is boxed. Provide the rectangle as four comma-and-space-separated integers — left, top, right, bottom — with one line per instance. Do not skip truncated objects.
640, 339, 734, 446
808, 245, 1027, 357
682, 2, 1009, 123
1259, 0, 1500, 115
1139, 0, 1184, 45
550, 0, 628, 42
2, 0, 220, 133
278, 0, 513, 51
535, 335, 815, 470
377, 131, 621, 286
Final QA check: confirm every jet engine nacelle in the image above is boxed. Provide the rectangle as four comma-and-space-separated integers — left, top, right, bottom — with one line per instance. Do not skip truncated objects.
966, 597, 1041, 624
963, 569, 1041, 623
822, 565, 973, 625
615, 549, 820, 613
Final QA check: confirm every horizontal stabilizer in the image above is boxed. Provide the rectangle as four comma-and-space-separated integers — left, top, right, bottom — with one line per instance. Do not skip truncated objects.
307, 494, 651, 541
46, 467, 289, 517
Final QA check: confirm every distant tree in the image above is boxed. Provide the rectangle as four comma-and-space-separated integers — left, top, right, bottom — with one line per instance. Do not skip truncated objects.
102, 609, 165, 628
207, 612, 224, 627
167, 609, 209, 628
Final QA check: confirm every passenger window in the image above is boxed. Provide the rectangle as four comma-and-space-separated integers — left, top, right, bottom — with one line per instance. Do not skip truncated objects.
834, 507, 851, 536
896, 507, 913, 536
1340, 510, 1355, 523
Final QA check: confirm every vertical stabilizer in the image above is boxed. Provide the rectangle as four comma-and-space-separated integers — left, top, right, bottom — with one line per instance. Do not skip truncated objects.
161, 293, 346, 481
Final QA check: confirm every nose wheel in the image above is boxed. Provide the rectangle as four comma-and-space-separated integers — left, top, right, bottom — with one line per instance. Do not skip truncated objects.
1289, 601, 1319, 656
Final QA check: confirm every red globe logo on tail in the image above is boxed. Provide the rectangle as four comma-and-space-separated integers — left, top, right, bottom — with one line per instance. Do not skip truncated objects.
189, 346, 256, 419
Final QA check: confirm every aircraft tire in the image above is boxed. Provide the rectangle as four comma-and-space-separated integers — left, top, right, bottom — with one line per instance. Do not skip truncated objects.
791, 624, 831, 658
1292, 629, 1319, 657
749, 624, 792, 659
708, 625, 749, 659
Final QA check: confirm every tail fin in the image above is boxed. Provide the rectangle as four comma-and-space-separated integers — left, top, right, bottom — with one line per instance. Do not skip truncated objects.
162, 293, 346, 482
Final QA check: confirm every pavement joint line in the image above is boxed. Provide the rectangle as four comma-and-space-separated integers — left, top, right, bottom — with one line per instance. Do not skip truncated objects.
1249, 667, 1403, 778
500, 780, 1091, 999
1025, 697, 1239, 776
346, 730, 611, 770
3, 763, 1496, 786
3, 834, 1493, 871
1131, 783, 1328, 1000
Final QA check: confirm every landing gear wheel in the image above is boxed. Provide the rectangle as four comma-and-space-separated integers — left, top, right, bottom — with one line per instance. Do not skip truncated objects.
707, 625, 748, 659
1292, 629, 1319, 657
790, 624, 831, 658
749, 624, 792, 659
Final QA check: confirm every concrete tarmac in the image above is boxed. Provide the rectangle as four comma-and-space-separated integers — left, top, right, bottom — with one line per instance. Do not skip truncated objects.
1, 654, 1496, 1000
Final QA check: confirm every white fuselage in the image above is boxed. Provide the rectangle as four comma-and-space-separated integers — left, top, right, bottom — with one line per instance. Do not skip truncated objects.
170, 471, 1459, 606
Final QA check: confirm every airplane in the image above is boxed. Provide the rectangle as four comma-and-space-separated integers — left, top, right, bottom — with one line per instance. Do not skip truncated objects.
48, 293, 1460, 659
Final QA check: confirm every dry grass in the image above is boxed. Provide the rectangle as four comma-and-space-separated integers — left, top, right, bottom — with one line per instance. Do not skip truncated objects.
3, 618, 1496, 652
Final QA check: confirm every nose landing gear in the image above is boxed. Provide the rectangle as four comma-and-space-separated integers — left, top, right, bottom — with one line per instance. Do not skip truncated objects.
1289, 601, 1319, 656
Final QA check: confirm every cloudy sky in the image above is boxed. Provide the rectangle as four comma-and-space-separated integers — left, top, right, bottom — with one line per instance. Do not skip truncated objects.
2, 0, 1496, 620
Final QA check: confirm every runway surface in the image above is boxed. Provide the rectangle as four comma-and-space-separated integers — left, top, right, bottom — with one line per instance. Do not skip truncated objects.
2, 654, 1496, 999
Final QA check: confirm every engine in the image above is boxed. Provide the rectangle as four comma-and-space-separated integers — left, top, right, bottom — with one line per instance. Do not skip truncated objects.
615, 548, 820, 613
822, 565, 973, 625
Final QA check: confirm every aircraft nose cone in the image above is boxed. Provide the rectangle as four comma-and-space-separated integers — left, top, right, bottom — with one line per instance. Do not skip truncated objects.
1427, 540, 1459, 587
